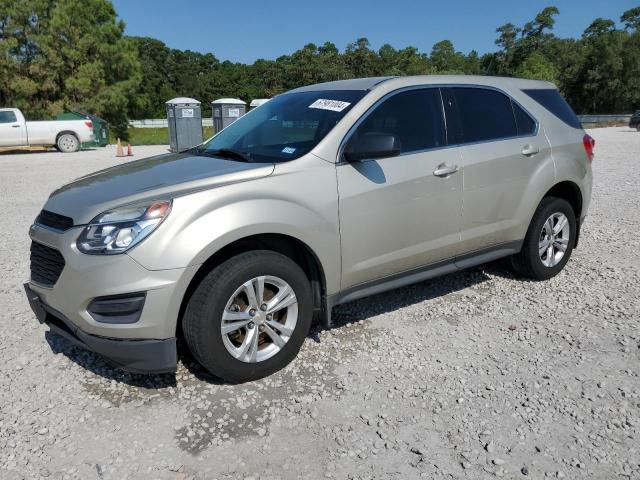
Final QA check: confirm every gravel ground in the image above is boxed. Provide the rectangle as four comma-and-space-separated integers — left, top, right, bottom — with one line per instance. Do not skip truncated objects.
1, 129, 639, 480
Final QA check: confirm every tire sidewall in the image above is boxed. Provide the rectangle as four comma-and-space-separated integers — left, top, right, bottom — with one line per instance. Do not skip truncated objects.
524, 198, 576, 280
185, 251, 313, 383
57, 134, 79, 153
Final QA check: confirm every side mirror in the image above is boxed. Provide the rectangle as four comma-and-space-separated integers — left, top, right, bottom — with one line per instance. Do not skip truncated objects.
343, 132, 401, 162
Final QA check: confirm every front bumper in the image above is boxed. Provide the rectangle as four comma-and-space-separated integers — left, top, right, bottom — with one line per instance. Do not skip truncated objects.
27, 224, 198, 339
25, 283, 177, 373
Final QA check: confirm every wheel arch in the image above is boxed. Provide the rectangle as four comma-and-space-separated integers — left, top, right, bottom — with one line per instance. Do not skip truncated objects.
55, 130, 80, 142
177, 233, 328, 337
541, 180, 583, 244
543, 181, 583, 218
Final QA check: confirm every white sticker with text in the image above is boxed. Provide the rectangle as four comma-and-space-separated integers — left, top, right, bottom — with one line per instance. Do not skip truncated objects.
309, 99, 351, 112
282, 147, 296, 154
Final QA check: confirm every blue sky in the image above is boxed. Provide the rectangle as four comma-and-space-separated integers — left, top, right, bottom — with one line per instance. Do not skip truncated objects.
112, 0, 636, 63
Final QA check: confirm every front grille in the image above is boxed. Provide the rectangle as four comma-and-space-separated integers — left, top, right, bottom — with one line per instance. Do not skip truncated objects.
36, 210, 74, 231
30, 241, 65, 287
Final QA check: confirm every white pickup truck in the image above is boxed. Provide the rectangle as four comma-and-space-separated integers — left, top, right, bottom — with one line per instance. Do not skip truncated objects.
0, 108, 95, 153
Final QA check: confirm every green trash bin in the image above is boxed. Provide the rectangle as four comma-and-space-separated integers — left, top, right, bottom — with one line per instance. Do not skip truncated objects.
56, 111, 110, 148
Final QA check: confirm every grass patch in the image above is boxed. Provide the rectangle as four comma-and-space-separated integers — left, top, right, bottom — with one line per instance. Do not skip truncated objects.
110, 127, 215, 145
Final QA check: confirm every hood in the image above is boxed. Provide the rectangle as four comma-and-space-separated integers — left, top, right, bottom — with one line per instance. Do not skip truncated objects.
43, 152, 275, 225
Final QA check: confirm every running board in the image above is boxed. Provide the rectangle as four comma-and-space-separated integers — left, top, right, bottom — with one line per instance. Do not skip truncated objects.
322, 241, 522, 327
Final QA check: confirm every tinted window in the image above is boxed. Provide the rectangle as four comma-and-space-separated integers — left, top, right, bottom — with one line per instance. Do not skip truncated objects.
448, 88, 517, 143
349, 88, 445, 155
522, 89, 582, 129
199, 90, 367, 163
0, 111, 17, 124
512, 102, 537, 136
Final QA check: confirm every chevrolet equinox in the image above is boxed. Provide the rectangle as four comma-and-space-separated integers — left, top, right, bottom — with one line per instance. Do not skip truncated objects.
24, 76, 594, 382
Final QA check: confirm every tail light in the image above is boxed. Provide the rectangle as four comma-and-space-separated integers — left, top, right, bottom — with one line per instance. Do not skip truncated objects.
84, 121, 93, 129
583, 134, 595, 162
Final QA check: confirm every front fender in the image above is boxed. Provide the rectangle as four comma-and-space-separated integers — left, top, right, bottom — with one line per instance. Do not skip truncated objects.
127, 158, 341, 294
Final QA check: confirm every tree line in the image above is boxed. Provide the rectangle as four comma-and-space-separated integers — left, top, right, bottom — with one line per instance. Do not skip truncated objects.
1, 1, 639, 137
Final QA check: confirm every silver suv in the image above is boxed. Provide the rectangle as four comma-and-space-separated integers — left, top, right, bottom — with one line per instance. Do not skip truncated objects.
25, 76, 594, 382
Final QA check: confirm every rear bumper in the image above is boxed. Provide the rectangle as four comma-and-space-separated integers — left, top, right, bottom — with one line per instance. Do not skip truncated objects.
25, 283, 177, 374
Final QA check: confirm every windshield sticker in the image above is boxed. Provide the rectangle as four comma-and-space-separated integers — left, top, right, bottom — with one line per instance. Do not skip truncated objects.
282, 147, 296, 154
309, 99, 351, 112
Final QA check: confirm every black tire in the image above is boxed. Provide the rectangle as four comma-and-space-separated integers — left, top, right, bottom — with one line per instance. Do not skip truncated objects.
511, 197, 576, 280
636, 124, 640, 132
182, 250, 313, 383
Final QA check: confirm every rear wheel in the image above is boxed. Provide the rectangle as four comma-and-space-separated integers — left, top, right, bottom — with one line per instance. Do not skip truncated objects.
182, 250, 313, 383
56, 133, 80, 153
511, 197, 576, 280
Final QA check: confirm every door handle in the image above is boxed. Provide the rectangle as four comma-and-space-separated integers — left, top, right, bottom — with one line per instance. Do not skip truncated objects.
521, 144, 539, 157
11, 125, 20, 128
433, 164, 459, 177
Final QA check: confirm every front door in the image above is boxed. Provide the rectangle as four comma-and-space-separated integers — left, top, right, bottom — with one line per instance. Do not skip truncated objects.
0, 110, 26, 146
337, 87, 463, 289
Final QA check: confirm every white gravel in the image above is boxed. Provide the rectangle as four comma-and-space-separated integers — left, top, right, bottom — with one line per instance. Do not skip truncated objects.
1, 129, 639, 479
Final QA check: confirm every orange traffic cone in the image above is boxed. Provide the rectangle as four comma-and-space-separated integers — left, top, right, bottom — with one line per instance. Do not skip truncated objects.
127, 143, 133, 156
115, 138, 125, 157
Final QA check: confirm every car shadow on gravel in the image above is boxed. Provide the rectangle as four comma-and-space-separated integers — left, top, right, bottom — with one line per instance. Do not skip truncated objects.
0, 148, 99, 155
43, 260, 513, 390
329, 264, 497, 323
44, 331, 177, 389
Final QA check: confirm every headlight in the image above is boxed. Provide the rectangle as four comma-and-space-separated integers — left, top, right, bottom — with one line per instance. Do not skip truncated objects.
77, 200, 172, 254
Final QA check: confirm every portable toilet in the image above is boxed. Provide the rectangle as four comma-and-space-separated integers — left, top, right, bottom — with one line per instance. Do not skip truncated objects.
250, 98, 270, 110
166, 97, 203, 152
212, 98, 246, 132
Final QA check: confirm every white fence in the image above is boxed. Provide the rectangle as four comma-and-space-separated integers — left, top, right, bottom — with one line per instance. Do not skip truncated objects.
129, 118, 214, 128
577, 114, 632, 127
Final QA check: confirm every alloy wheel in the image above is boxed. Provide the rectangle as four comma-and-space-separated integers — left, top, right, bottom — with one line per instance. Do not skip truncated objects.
221, 275, 298, 363
538, 212, 570, 267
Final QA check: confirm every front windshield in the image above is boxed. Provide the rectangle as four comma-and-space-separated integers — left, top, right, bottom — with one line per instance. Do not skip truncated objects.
197, 90, 367, 163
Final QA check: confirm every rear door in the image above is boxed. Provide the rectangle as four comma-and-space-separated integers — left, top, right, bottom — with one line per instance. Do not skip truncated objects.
0, 110, 27, 146
441, 87, 551, 257
337, 87, 463, 289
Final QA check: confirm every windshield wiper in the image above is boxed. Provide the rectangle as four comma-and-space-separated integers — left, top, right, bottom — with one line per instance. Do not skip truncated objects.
199, 148, 252, 162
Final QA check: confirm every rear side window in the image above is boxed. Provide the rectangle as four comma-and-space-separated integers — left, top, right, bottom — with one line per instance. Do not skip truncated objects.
522, 89, 582, 129
351, 88, 446, 154
0, 111, 17, 123
445, 88, 517, 143
512, 102, 537, 136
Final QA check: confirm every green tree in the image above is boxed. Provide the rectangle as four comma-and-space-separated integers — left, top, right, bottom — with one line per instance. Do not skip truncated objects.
522, 6, 560, 40
343, 38, 379, 77
430, 40, 466, 73
515, 51, 557, 82
495, 23, 520, 51
621, 6, 640, 31
0, 0, 140, 137
583, 18, 616, 37
129, 37, 178, 118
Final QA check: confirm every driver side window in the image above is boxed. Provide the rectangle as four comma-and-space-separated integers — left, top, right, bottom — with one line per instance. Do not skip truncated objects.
0, 111, 17, 124
349, 88, 446, 155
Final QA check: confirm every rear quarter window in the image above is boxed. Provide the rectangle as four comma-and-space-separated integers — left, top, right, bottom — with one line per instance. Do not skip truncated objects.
512, 102, 537, 136
522, 89, 582, 129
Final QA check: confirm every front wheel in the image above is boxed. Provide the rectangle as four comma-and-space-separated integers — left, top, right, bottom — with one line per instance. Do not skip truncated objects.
56, 133, 80, 153
511, 197, 576, 280
182, 250, 313, 383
